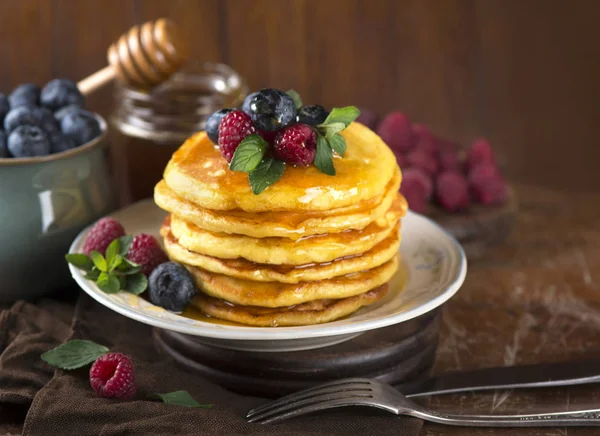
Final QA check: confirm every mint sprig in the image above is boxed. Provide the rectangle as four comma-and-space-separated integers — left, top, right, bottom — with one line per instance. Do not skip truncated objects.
313, 106, 360, 175
230, 134, 268, 173
286, 89, 303, 109
248, 158, 286, 195
66, 238, 148, 295
41, 339, 109, 370
152, 391, 213, 408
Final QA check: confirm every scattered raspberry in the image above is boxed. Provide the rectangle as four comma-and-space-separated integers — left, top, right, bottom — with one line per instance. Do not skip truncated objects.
356, 108, 379, 130
467, 138, 495, 170
469, 165, 507, 205
273, 124, 317, 166
396, 153, 407, 169
438, 149, 462, 172
90, 352, 137, 400
435, 171, 470, 212
400, 168, 433, 213
258, 129, 277, 144
82, 217, 125, 255
406, 149, 439, 177
127, 234, 168, 276
412, 124, 439, 156
376, 112, 414, 153
218, 110, 256, 162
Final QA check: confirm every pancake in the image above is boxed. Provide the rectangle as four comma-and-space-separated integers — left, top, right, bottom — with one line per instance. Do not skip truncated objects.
184, 256, 398, 307
161, 221, 401, 283
192, 285, 388, 327
163, 122, 398, 212
170, 205, 401, 265
154, 170, 403, 240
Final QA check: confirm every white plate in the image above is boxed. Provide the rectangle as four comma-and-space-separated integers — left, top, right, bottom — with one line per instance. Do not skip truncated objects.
69, 199, 466, 352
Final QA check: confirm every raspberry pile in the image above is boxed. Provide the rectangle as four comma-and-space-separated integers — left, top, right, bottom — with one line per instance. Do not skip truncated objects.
206, 88, 328, 167
358, 110, 507, 213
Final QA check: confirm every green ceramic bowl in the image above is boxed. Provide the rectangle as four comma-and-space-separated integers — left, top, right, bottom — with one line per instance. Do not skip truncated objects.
0, 115, 115, 303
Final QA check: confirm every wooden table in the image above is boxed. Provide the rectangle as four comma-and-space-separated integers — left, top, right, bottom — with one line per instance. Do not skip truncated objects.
421, 185, 600, 435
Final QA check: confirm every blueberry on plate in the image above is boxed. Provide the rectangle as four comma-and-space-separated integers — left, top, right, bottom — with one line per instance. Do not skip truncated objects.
0, 94, 9, 124
205, 108, 234, 143
0, 131, 8, 158
148, 262, 197, 313
4, 106, 39, 132
7, 125, 51, 158
8, 83, 41, 108
41, 78, 84, 111
48, 131, 77, 154
60, 109, 101, 146
54, 104, 82, 123
242, 88, 296, 132
296, 105, 329, 126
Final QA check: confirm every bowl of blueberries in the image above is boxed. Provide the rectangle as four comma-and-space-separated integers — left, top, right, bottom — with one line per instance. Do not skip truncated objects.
0, 79, 115, 303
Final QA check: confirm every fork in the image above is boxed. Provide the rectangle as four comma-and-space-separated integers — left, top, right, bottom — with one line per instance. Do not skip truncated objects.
247, 378, 600, 426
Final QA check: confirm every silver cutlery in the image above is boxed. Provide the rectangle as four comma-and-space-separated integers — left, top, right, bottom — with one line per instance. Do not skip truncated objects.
247, 378, 600, 426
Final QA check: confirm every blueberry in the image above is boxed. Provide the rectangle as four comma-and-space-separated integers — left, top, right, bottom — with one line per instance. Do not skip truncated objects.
242, 88, 296, 132
0, 131, 8, 158
61, 109, 101, 146
205, 108, 234, 143
36, 107, 60, 133
49, 131, 77, 154
148, 262, 197, 312
8, 83, 40, 108
4, 106, 39, 132
41, 78, 84, 111
54, 104, 82, 123
296, 105, 329, 126
7, 125, 51, 158
0, 94, 9, 124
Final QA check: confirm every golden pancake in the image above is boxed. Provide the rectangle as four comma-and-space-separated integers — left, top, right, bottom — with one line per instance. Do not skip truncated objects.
163, 122, 398, 212
161, 222, 401, 283
154, 170, 403, 240
184, 256, 398, 307
192, 285, 388, 327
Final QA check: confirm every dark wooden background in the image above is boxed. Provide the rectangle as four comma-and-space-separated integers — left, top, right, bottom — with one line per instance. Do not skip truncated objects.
1, 0, 599, 191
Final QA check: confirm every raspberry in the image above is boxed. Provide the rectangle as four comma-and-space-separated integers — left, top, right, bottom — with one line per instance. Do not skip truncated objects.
127, 234, 168, 276
438, 149, 462, 172
469, 164, 507, 205
218, 110, 256, 162
400, 168, 433, 214
412, 124, 439, 156
435, 171, 469, 212
406, 149, 439, 177
467, 138, 495, 170
376, 112, 414, 153
82, 217, 125, 255
396, 153, 407, 169
273, 124, 317, 166
90, 352, 137, 400
356, 108, 379, 130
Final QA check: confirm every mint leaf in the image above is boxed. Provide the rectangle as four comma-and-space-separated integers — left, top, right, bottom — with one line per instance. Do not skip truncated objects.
65, 253, 94, 271
230, 135, 267, 173
248, 158, 286, 195
152, 391, 212, 408
323, 106, 360, 127
125, 272, 148, 295
90, 251, 107, 272
314, 134, 335, 176
328, 134, 347, 157
286, 89, 302, 110
41, 339, 109, 370
319, 122, 345, 139
117, 259, 142, 275
97, 272, 120, 294
84, 269, 101, 281
118, 274, 127, 290
105, 239, 120, 267
118, 236, 133, 256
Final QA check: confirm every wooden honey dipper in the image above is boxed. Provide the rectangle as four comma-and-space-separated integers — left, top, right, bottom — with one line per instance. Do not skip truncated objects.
77, 18, 189, 94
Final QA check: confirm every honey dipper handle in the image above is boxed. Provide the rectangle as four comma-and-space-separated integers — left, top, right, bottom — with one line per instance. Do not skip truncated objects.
77, 65, 116, 95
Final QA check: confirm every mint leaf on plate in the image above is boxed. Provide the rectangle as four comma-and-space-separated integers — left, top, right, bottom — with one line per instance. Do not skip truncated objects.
125, 272, 148, 295
105, 239, 121, 268
322, 106, 360, 127
41, 339, 109, 370
97, 272, 120, 294
152, 391, 212, 408
65, 253, 94, 271
84, 269, 101, 281
90, 251, 108, 272
314, 134, 335, 176
118, 235, 133, 256
286, 89, 303, 110
248, 158, 286, 195
230, 134, 268, 173
328, 133, 347, 157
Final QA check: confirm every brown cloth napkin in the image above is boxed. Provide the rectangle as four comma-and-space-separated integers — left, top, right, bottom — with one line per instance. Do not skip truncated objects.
0, 296, 423, 436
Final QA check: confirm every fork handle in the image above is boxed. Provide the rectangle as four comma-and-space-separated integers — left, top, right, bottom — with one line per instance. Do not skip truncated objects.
410, 408, 600, 427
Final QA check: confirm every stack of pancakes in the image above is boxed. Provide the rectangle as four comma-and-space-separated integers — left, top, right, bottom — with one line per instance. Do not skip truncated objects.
154, 122, 406, 326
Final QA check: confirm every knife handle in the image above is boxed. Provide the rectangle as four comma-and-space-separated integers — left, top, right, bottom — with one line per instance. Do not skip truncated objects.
400, 358, 600, 398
